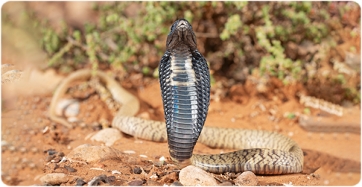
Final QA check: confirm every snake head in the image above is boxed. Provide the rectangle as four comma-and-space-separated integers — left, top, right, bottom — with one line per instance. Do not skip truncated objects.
166, 19, 197, 51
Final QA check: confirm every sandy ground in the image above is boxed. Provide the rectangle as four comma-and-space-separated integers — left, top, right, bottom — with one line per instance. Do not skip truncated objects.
1, 70, 361, 186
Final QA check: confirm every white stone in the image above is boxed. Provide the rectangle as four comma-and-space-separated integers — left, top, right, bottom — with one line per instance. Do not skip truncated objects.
90, 128, 122, 146
234, 171, 258, 186
55, 99, 79, 116
179, 165, 218, 186
64, 100, 80, 117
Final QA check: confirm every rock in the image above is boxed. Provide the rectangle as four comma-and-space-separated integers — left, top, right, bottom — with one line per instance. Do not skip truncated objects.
64, 165, 77, 172
64, 100, 80, 117
67, 144, 120, 162
55, 99, 79, 117
133, 166, 142, 174
128, 180, 143, 186
90, 128, 122, 146
39, 173, 69, 185
88, 175, 109, 186
234, 171, 258, 186
179, 165, 218, 186
76, 178, 86, 186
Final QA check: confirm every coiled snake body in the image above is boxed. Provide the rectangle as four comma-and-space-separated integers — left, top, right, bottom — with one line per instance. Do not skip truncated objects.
49, 19, 303, 175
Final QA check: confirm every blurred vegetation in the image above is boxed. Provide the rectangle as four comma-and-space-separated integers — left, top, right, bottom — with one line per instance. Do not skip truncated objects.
2, 1, 360, 104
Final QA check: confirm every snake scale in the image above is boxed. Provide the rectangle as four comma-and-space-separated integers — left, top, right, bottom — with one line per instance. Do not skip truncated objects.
49, 19, 303, 175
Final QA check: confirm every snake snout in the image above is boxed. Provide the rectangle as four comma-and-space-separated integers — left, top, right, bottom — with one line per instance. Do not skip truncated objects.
176, 19, 191, 30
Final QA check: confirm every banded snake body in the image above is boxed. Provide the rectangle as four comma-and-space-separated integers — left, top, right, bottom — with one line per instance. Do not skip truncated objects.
49, 19, 304, 175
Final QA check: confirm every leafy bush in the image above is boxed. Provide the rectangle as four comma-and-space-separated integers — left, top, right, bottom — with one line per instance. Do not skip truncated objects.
19, 1, 359, 103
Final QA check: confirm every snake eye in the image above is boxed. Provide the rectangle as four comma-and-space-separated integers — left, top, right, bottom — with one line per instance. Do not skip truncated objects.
170, 24, 174, 31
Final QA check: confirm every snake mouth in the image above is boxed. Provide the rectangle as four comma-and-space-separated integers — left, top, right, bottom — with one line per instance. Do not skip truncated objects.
166, 19, 197, 51
176, 19, 189, 31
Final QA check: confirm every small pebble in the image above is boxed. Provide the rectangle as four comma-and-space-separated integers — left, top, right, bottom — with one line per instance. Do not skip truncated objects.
123, 150, 136, 154
133, 167, 142, 174
179, 165, 218, 186
170, 181, 183, 186
19, 147, 27, 153
149, 173, 158, 179
42, 126, 49, 134
76, 178, 86, 186
153, 161, 164, 167
112, 170, 121, 175
234, 171, 258, 186
159, 156, 166, 161
107, 176, 116, 183
59, 157, 67, 163
64, 165, 77, 172
90, 168, 105, 171
9, 146, 16, 152
128, 180, 143, 186
45, 155, 56, 162
88, 175, 108, 186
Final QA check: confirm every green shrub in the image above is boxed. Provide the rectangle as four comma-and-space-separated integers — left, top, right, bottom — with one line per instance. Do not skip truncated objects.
13, 1, 358, 103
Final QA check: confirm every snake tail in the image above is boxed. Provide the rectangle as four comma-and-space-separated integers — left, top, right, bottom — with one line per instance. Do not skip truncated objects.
159, 19, 211, 162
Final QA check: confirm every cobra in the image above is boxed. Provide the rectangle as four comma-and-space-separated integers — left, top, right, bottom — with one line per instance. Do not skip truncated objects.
49, 19, 304, 175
